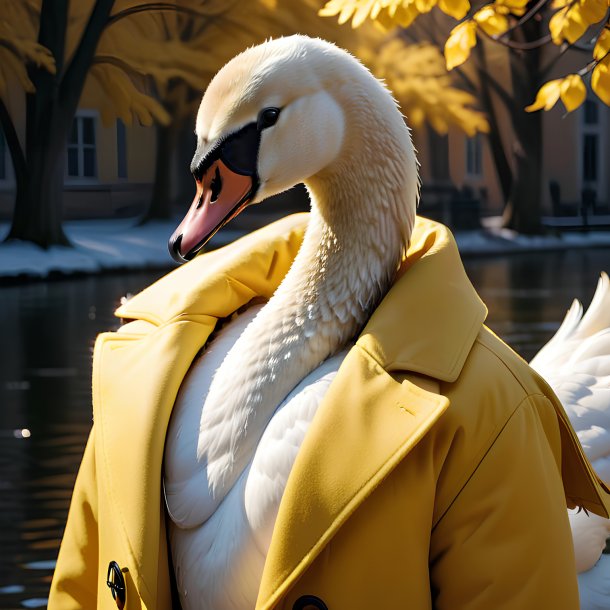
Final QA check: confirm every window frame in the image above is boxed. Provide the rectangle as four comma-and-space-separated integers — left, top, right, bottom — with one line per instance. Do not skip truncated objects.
65, 110, 99, 184
465, 133, 483, 180
578, 97, 607, 202
116, 119, 128, 180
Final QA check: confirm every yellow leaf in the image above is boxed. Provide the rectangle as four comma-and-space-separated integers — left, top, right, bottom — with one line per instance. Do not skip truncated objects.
352, 0, 377, 26
438, 0, 470, 19
592, 57, 610, 105
593, 27, 610, 60
444, 21, 477, 70
559, 73, 586, 111
415, 0, 437, 14
497, 0, 529, 15
390, 3, 421, 26
474, 5, 509, 36
318, 0, 349, 17
579, 0, 607, 25
525, 79, 562, 111
549, 0, 605, 44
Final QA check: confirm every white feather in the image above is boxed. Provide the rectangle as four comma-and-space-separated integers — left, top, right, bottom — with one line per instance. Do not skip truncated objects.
530, 273, 610, 606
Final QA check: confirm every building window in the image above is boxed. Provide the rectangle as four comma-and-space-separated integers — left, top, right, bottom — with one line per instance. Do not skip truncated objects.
584, 99, 598, 125
116, 119, 127, 179
583, 134, 598, 182
67, 115, 97, 178
582, 99, 599, 185
465, 134, 482, 177
0, 130, 6, 181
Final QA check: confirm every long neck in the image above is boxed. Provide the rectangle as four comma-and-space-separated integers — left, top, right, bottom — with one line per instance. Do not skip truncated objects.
195, 90, 417, 517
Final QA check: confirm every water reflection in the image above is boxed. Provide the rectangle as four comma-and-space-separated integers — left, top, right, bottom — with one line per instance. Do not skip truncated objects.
465, 248, 610, 361
0, 249, 608, 608
0, 271, 165, 610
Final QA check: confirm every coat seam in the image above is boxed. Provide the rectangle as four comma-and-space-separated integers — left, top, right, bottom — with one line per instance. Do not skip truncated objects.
475, 332, 533, 395
432, 392, 548, 529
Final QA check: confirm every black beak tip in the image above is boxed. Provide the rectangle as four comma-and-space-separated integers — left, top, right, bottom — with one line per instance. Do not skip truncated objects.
169, 234, 188, 264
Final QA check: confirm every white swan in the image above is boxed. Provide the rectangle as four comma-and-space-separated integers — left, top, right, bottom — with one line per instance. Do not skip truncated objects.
164, 35, 416, 610
161, 35, 610, 609
529, 272, 610, 609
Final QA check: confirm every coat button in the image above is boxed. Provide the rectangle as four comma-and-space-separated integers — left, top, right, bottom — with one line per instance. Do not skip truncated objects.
293, 594, 328, 610
106, 561, 126, 609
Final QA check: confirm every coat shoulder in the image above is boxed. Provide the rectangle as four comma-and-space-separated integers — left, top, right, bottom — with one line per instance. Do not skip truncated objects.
425, 325, 563, 526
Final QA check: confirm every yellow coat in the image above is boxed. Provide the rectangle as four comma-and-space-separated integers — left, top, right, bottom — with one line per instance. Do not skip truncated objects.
49, 214, 610, 610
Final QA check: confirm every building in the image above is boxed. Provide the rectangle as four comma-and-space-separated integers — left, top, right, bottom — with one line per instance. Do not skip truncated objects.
414, 43, 610, 229
0, 107, 156, 220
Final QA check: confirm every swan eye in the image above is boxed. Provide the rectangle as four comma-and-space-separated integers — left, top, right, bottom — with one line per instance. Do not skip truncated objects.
258, 107, 280, 130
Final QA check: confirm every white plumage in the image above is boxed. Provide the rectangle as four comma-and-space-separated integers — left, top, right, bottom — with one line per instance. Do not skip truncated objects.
166, 304, 348, 609
162, 35, 610, 610
530, 273, 610, 608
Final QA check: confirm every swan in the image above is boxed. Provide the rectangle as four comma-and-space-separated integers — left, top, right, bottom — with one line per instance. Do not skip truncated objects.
164, 35, 416, 610
529, 272, 610, 609
160, 35, 610, 610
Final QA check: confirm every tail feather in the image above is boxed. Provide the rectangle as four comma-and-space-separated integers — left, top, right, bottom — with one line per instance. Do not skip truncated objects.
530, 273, 610, 578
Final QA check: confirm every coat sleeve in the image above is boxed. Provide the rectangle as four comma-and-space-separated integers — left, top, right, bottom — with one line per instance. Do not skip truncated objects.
48, 430, 100, 610
429, 395, 580, 610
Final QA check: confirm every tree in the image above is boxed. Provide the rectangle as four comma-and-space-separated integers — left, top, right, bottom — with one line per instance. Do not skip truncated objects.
0, 0, 488, 246
0, 0, 220, 247
320, 0, 610, 233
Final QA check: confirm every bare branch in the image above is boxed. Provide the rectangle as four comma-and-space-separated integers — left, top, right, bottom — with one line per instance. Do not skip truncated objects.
497, 0, 551, 39
480, 26, 553, 50
106, 3, 217, 28
92, 54, 145, 79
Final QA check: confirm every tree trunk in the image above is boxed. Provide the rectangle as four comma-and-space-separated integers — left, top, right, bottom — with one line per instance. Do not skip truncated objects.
141, 121, 177, 222
503, 14, 544, 234
142, 79, 197, 224
6, 0, 115, 247
8, 121, 70, 246
6, 0, 70, 246
475, 43, 513, 205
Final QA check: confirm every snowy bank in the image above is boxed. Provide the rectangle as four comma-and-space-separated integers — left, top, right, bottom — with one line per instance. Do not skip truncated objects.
0, 218, 241, 281
1, 216, 609, 282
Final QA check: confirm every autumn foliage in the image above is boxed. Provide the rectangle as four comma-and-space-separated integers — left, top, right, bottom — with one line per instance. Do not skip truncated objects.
0, 0, 489, 133
320, 0, 610, 113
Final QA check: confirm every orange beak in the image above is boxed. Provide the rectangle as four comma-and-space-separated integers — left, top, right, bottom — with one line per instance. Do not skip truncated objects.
169, 159, 255, 262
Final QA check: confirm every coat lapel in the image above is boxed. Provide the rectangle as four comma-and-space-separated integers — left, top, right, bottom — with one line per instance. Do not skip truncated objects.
94, 215, 308, 609
256, 346, 449, 610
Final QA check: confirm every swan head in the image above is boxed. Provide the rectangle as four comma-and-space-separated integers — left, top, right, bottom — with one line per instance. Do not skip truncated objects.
169, 35, 417, 263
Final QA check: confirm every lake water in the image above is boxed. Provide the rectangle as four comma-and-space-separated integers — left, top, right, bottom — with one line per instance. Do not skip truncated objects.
0, 247, 609, 609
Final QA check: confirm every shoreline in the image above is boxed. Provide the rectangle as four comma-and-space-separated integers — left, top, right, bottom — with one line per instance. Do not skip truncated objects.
1, 216, 609, 284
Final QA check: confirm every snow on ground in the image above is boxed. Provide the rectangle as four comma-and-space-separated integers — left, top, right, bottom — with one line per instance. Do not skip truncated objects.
0, 218, 242, 281
0, 216, 609, 281
455, 225, 610, 255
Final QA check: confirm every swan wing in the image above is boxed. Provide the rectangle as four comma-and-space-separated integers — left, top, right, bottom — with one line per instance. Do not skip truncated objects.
530, 273, 610, 585
529, 273, 610, 467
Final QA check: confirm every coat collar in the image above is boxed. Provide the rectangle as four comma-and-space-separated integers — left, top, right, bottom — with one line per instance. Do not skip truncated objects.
118, 214, 487, 384
359, 216, 487, 382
